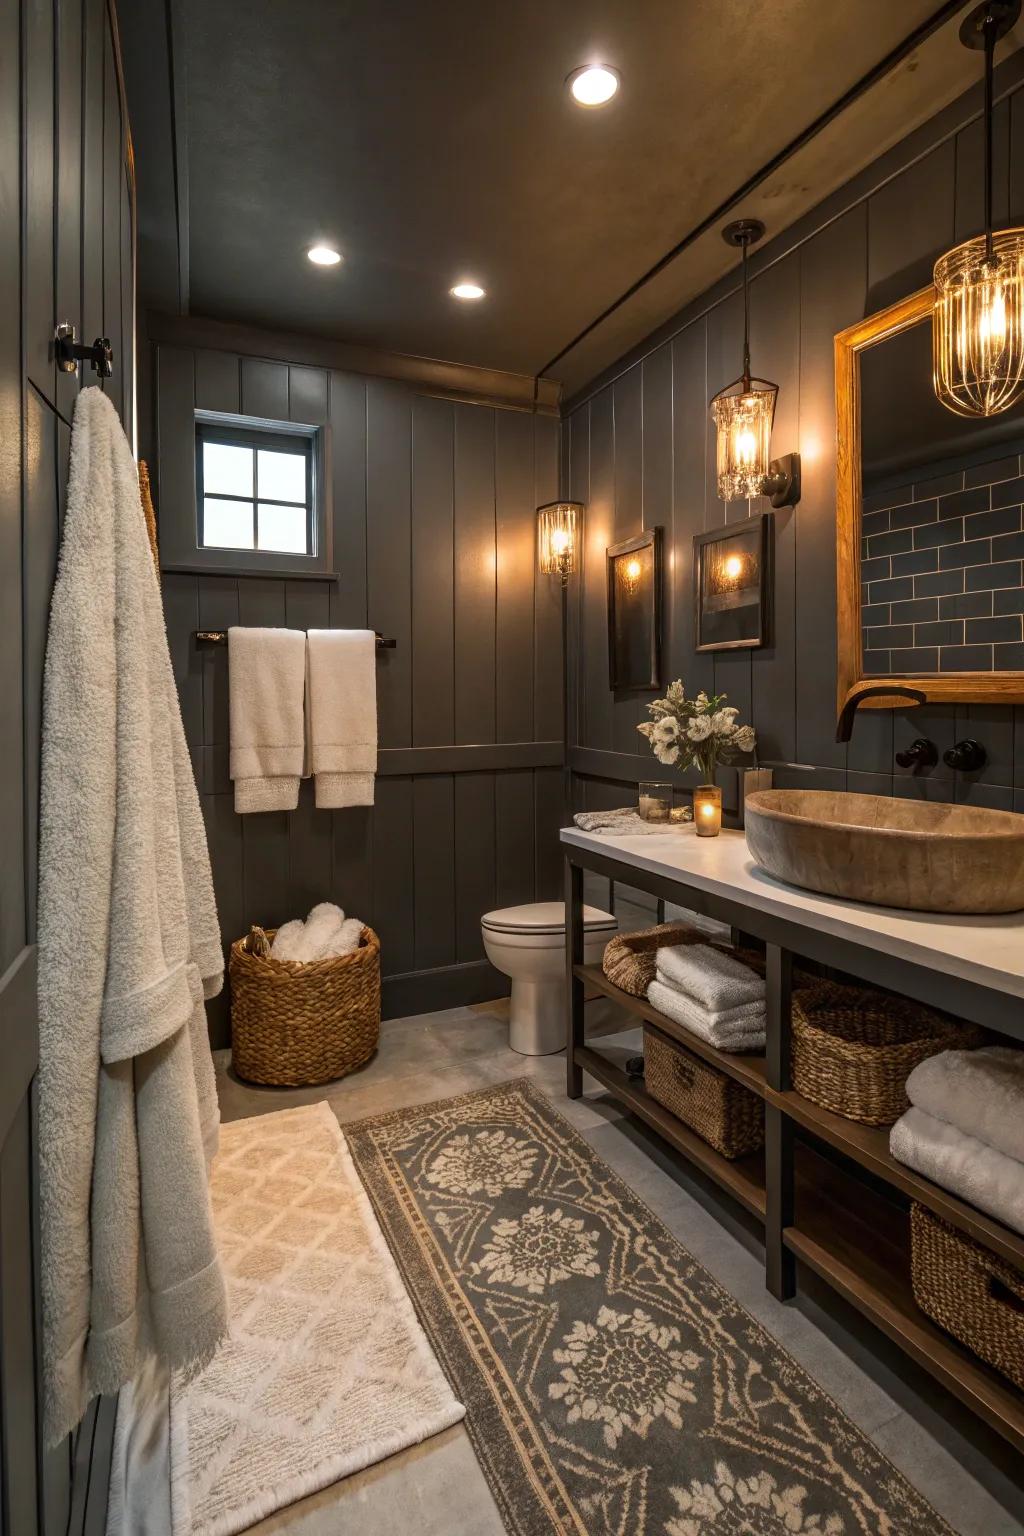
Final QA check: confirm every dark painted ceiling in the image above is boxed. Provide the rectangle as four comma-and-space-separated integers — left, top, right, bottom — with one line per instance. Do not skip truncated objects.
121, 1, 1017, 396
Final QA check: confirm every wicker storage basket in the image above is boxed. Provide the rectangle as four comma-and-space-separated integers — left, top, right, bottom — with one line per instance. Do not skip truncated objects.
791, 981, 980, 1126
644, 1027, 764, 1159
910, 1203, 1024, 1391
602, 922, 715, 997
229, 925, 381, 1086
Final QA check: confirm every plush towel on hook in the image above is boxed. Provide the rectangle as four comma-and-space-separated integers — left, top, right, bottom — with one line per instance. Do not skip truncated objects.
38, 387, 227, 1445
228, 627, 307, 813
306, 629, 377, 807
906, 1045, 1024, 1165
890, 1106, 1024, 1237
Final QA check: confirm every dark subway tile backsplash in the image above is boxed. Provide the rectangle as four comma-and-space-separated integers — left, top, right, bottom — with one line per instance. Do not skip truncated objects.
862, 448, 1024, 677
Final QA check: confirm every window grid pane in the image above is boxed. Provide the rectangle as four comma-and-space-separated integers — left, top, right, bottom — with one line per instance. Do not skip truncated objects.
257, 448, 306, 504
203, 497, 255, 550
199, 426, 313, 556
203, 440, 254, 497
257, 502, 307, 554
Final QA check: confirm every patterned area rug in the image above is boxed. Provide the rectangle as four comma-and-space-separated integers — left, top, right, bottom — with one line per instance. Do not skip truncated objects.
346, 1078, 950, 1536
170, 1102, 465, 1536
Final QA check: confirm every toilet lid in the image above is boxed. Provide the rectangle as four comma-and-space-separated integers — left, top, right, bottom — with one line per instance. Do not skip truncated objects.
481, 901, 617, 936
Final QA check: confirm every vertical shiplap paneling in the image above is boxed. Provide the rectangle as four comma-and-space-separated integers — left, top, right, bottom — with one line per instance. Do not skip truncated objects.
328, 371, 368, 628
669, 320, 714, 703
194, 349, 241, 413
955, 97, 1010, 243
161, 575, 203, 749
55, 0, 83, 424
236, 576, 286, 627
454, 771, 496, 960
749, 251, 800, 764
22, 391, 58, 926
288, 364, 329, 427
101, 39, 122, 409
0, 0, 22, 973
198, 577, 239, 772
796, 205, 866, 773
81, 0, 104, 367
366, 382, 412, 745
495, 409, 535, 743
241, 357, 289, 421
641, 343, 672, 710
867, 138, 956, 310
372, 777, 415, 976
453, 403, 497, 744
331, 804, 373, 939
411, 395, 455, 747
155, 346, 196, 563
413, 775, 456, 970
25, 0, 55, 396
533, 412, 562, 744
612, 366, 644, 753
584, 389, 614, 750
496, 771, 535, 909
534, 767, 564, 898
566, 405, 591, 754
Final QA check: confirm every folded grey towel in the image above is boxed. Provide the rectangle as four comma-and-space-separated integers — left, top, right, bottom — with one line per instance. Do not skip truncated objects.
890, 1106, 1024, 1237
656, 942, 765, 1011
907, 1046, 1024, 1165
653, 968, 765, 1031
647, 980, 766, 1053
573, 808, 681, 836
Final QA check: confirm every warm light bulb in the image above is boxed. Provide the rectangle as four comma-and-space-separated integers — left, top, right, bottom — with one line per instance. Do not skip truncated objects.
933, 232, 1024, 417
551, 529, 569, 554
723, 554, 743, 581
451, 282, 485, 300
734, 427, 757, 466
567, 65, 620, 106
626, 558, 641, 581
307, 245, 342, 266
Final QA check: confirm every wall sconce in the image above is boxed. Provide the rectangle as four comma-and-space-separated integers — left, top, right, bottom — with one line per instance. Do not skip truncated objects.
709, 220, 800, 509
537, 500, 582, 587
933, 0, 1024, 418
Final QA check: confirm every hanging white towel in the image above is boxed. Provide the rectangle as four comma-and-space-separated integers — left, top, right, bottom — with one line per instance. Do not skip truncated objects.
228, 627, 307, 813
38, 387, 227, 1445
306, 628, 377, 808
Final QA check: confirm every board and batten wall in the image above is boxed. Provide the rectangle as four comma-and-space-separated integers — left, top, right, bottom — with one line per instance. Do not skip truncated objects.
149, 337, 564, 1045
0, 0, 135, 1532
563, 54, 1024, 819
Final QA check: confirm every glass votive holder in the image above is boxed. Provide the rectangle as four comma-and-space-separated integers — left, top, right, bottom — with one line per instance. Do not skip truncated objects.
693, 783, 723, 837
637, 781, 672, 823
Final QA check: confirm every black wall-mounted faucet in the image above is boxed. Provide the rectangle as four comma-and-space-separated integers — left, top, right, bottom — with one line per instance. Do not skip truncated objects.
895, 738, 938, 773
943, 739, 988, 772
835, 685, 927, 744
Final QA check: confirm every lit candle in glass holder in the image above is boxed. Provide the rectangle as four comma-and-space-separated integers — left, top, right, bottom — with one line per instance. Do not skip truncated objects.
693, 784, 723, 837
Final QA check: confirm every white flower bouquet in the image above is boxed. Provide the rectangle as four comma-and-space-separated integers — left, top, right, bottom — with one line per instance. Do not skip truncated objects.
637, 681, 756, 782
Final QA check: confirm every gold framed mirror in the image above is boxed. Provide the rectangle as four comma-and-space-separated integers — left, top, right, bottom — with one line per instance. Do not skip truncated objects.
835, 286, 1024, 717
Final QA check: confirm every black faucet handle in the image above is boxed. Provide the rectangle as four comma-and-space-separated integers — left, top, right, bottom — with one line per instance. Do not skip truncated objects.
943, 739, 987, 772
895, 738, 938, 772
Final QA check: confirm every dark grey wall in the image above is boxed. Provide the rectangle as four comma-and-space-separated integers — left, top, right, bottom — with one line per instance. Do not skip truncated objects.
148, 338, 564, 1044
0, 1, 134, 1531
563, 60, 1024, 819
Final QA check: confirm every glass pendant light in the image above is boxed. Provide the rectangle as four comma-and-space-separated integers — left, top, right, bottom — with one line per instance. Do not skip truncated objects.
933, 0, 1024, 418
710, 221, 799, 507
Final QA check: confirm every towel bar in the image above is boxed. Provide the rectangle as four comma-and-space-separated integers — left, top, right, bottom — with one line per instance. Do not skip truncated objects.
193, 629, 396, 649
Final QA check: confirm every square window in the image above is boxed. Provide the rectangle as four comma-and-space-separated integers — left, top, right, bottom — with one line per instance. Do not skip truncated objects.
197, 422, 314, 558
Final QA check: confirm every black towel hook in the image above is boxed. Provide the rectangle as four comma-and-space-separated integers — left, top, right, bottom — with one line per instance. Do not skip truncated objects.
55, 320, 114, 379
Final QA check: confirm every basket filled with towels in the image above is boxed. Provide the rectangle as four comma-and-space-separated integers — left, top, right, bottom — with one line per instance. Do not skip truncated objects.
791, 981, 981, 1126
229, 902, 380, 1086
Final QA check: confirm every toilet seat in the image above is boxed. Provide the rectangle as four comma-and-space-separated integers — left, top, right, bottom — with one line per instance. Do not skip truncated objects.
481, 901, 616, 937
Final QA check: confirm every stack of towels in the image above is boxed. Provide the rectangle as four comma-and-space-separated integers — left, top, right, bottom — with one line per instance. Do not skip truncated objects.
648, 942, 766, 1053
890, 1046, 1024, 1236
270, 902, 364, 963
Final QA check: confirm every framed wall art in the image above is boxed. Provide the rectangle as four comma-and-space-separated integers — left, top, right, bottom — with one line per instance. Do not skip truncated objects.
607, 528, 663, 690
694, 513, 772, 652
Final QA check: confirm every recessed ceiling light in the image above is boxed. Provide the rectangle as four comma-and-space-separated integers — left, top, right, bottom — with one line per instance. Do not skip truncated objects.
307, 245, 342, 266
450, 282, 485, 300
567, 64, 619, 107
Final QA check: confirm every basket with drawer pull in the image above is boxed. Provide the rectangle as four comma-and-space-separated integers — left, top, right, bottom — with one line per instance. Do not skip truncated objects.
910, 1203, 1024, 1392
644, 1027, 763, 1160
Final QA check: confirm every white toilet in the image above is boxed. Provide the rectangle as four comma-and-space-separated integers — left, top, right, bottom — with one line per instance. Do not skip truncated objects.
481, 901, 618, 1056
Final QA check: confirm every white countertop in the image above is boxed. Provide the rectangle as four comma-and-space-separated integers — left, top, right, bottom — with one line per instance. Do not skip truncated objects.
561, 825, 1024, 1002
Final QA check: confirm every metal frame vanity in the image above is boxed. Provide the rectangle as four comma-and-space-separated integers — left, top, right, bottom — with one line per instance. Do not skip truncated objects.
562, 825, 1024, 1455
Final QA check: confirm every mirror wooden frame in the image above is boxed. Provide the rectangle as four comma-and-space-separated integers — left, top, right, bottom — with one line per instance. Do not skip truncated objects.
835, 284, 1024, 714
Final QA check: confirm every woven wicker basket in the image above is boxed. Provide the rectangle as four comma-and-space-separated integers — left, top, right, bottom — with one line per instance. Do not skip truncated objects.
910, 1203, 1024, 1391
791, 981, 980, 1126
602, 922, 716, 997
644, 1028, 764, 1159
229, 925, 381, 1086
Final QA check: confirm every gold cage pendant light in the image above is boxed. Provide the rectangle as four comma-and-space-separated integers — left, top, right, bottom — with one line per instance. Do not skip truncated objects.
709, 221, 800, 508
933, 0, 1024, 418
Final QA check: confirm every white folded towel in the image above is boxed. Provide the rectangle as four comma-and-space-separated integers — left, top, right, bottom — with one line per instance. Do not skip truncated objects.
320, 916, 364, 958
228, 627, 307, 813
890, 1106, 1024, 1237
653, 969, 765, 1032
907, 1046, 1024, 1165
270, 902, 348, 962
656, 942, 765, 1011
306, 629, 377, 808
648, 980, 766, 1053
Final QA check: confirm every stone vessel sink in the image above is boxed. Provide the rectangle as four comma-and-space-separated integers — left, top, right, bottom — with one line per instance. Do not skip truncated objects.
744, 789, 1024, 914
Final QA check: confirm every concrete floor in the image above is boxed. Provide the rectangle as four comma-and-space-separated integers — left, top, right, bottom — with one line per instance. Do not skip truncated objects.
214, 983, 1024, 1536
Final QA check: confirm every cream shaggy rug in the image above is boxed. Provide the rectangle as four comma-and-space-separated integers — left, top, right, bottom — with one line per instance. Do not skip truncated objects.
170, 1101, 465, 1536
